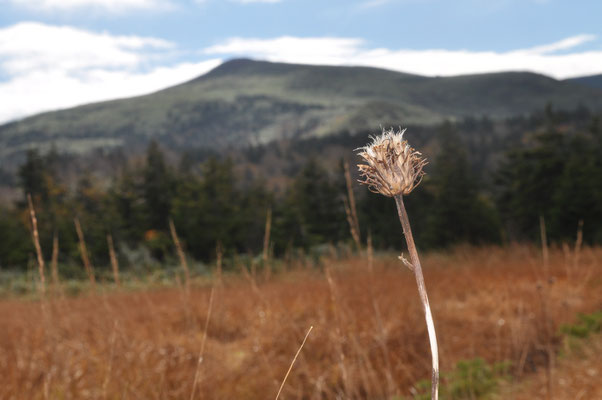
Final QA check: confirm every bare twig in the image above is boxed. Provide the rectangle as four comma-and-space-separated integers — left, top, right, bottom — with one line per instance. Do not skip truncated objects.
399, 253, 415, 271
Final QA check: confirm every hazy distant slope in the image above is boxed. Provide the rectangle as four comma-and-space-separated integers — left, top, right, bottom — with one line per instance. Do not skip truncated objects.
566, 74, 602, 90
2, 58, 602, 159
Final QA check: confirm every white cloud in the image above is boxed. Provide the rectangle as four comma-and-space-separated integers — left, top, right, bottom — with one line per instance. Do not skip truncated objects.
205, 37, 364, 65
524, 34, 596, 54
7, 0, 171, 12
205, 34, 602, 79
0, 22, 221, 123
0, 22, 172, 76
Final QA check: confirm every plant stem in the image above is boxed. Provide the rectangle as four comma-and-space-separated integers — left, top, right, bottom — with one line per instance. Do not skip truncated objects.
190, 287, 215, 400
394, 194, 439, 400
27, 194, 46, 297
74, 217, 96, 287
107, 234, 121, 287
169, 218, 190, 294
51, 231, 60, 290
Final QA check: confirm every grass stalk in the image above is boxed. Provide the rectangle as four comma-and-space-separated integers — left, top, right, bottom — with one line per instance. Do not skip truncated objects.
215, 241, 223, 286
394, 194, 439, 400
169, 218, 190, 294
573, 219, 583, 270
536, 283, 555, 400
343, 161, 362, 251
263, 207, 272, 279
27, 194, 46, 296
102, 322, 118, 400
50, 231, 59, 290
107, 234, 121, 287
275, 326, 313, 400
74, 217, 96, 287
367, 231, 373, 273
539, 215, 549, 274
190, 287, 215, 400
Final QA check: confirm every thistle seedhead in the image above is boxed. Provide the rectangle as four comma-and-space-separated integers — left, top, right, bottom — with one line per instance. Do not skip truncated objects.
356, 128, 427, 197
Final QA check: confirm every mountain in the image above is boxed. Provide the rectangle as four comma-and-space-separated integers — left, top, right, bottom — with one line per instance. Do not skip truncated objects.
2, 59, 602, 163
566, 74, 602, 90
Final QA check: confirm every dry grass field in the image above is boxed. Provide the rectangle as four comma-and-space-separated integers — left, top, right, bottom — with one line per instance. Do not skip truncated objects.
498, 332, 602, 400
0, 245, 600, 399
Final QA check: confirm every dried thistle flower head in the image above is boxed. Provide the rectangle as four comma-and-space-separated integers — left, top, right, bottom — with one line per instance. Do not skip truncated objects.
357, 128, 427, 197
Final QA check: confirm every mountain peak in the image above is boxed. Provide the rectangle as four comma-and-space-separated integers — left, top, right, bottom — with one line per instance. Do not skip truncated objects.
208, 58, 259, 74
198, 58, 296, 80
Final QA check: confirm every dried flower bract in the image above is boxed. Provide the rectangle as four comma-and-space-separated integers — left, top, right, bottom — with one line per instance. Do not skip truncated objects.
356, 128, 427, 197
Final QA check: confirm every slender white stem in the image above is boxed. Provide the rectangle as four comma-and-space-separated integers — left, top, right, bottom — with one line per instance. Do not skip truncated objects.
395, 194, 439, 400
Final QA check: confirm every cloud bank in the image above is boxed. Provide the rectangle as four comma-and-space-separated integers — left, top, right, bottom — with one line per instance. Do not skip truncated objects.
205, 34, 602, 79
0, 22, 221, 123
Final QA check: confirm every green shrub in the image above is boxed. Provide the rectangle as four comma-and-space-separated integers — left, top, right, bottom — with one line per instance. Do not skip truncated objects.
559, 311, 602, 338
409, 358, 511, 400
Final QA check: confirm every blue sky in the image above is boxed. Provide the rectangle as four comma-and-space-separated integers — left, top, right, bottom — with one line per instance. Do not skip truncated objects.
1, 0, 601, 123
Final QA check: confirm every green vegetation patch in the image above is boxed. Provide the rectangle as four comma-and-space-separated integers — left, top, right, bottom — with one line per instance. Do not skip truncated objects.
559, 311, 602, 338
407, 358, 511, 400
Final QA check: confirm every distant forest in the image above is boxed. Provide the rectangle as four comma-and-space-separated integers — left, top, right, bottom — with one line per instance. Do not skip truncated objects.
0, 105, 601, 272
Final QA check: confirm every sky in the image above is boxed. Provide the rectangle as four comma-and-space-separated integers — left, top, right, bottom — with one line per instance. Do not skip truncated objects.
1, 0, 602, 123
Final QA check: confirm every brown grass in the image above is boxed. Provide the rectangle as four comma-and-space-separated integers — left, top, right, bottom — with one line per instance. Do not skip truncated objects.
499, 333, 602, 400
0, 245, 600, 399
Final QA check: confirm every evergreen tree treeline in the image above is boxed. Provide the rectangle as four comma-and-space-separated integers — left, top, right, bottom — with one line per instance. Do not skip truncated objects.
495, 117, 602, 243
0, 111, 601, 270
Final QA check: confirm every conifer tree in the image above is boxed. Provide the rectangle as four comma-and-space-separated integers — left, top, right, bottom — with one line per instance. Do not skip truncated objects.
143, 141, 174, 231
425, 124, 500, 247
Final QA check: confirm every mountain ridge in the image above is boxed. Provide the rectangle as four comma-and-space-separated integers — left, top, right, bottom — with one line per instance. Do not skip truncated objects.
1, 58, 602, 165
566, 74, 602, 90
